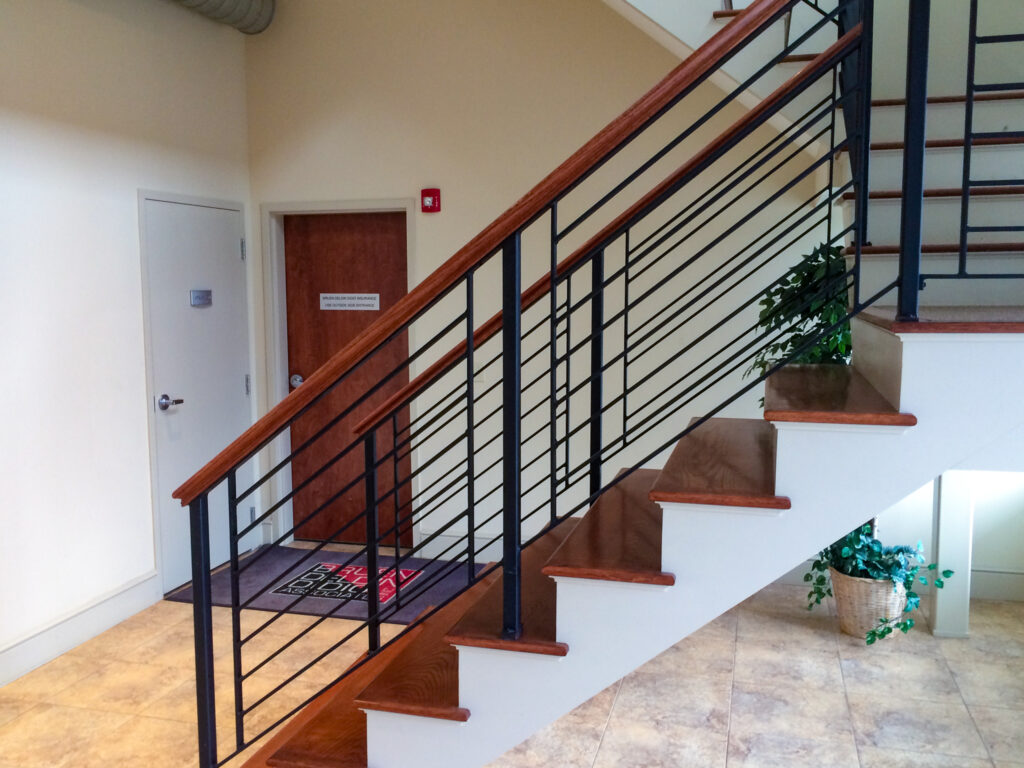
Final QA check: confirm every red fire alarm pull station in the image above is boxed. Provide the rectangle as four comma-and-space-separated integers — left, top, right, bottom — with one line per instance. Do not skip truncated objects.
421, 188, 441, 213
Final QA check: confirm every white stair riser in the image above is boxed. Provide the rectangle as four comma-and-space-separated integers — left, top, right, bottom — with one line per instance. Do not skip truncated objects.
853, 254, 1024, 307
870, 100, 1024, 142
856, 193, 1023, 245
869, 144, 1024, 189
363, 332, 1024, 768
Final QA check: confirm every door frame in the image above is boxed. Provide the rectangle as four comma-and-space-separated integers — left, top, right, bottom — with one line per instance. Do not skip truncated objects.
138, 190, 257, 591
260, 199, 417, 544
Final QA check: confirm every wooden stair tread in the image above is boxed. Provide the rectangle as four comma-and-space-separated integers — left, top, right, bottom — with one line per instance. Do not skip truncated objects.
843, 242, 1024, 256
254, 625, 426, 768
780, 53, 820, 64
351, 570, 499, 722
870, 91, 1024, 107
859, 306, 1024, 334
649, 418, 790, 509
841, 186, 1023, 201
445, 520, 578, 656
764, 365, 916, 426
863, 136, 1024, 151
542, 469, 674, 586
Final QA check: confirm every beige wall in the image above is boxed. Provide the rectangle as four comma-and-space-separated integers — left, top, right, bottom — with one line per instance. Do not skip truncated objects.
244, 0, 827, 548
0, 0, 251, 667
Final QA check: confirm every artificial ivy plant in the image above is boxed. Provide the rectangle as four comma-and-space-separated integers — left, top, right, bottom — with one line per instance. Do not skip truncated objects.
747, 242, 851, 380
805, 524, 954, 644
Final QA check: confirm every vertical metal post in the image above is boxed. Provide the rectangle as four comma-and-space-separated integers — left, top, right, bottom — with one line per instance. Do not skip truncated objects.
589, 250, 604, 501
364, 433, 381, 652
226, 474, 244, 752
897, 0, 930, 322
465, 273, 477, 580
501, 233, 522, 640
958, 0, 979, 277
189, 494, 218, 768
549, 205, 559, 526
851, 0, 873, 309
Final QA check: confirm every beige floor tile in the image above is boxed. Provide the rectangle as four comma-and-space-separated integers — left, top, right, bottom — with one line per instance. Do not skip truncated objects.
70, 715, 198, 768
485, 683, 619, 768
727, 734, 860, 768
68, 611, 181, 662
140, 674, 237, 724
840, 649, 960, 701
857, 745, 995, 767
134, 599, 197, 626
0, 653, 103, 701
948, 657, 1024, 708
122, 621, 204, 668
632, 629, 735, 679
836, 622, 944, 657
733, 639, 844, 690
0, 694, 38, 728
614, 668, 731, 731
740, 581, 837, 618
848, 694, 989, 758
729, 684, 856, 761
939, 631, 1024, 664
49, 659, 193, 714
591, 717, 728, 768
736, 606, 839, 652
970, 704, 1024, 764
0, 703, 131, 767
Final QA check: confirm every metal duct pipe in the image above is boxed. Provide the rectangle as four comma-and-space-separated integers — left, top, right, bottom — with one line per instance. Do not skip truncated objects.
173, 0, 275, 34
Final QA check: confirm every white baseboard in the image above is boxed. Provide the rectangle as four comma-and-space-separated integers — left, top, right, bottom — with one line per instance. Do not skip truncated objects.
971, 570, 1024, 602
0, 573, 163, 686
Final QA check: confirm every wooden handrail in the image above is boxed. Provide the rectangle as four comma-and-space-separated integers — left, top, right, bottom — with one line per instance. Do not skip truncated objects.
352, 25, 863, 437
173, 0, 794, 506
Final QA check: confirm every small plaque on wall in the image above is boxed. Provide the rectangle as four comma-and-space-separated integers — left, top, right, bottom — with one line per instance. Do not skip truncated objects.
320, 293, 380, 311
190, 290, 212, 307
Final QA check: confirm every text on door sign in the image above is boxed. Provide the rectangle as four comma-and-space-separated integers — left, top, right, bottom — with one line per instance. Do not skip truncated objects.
320, 293, 380, 311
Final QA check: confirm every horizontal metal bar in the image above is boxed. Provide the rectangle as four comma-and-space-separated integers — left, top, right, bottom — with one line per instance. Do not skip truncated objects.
973, 81, 1024, 93
971, 130, 1024, 141
975, 33, 1024, 44
965, 225, 1024, 232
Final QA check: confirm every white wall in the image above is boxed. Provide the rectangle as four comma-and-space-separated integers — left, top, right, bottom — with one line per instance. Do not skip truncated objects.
0, 0, 251, 680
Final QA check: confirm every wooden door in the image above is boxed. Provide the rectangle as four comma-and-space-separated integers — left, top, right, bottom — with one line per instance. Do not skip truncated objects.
284, 212, 411, 545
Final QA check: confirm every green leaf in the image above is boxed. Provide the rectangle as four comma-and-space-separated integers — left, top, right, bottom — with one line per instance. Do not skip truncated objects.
934, 579, 944, 588
942, 569, 954, 578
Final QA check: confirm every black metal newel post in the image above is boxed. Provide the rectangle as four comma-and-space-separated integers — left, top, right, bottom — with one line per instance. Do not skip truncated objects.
189, 494, 218, 768
364, 433, 381, 653
589, 250, 604, 501
897, 0, 930, 322
852, 0, 874, 309
958, 0, 979, 276
501, 233, 523, 640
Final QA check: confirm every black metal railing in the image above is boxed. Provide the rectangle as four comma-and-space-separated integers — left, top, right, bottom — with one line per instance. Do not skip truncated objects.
898, 0, 1024, 319
175, 1, 920, 765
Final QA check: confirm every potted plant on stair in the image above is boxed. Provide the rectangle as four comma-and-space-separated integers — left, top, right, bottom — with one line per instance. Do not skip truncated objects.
805, 523, 954, 644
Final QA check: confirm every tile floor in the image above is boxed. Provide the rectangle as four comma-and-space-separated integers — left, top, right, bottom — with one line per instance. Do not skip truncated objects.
0, 582, 1021, 767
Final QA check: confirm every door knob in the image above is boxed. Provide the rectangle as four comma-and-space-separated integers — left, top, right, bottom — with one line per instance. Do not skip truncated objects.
157, 394, 184, 411
290, 374, 304, 388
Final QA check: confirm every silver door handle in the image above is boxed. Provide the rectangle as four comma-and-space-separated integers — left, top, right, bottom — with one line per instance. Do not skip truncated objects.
158, 394, 184, 411
290, 374, 304, 388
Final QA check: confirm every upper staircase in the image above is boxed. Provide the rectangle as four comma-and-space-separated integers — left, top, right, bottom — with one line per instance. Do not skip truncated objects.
171, 1, 1024, 766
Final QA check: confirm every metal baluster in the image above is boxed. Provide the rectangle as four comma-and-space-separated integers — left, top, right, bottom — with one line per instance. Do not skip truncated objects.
897, 0, 930, 322
501, 233, 523, 640
549, 205, 559, 525
466, 272, 477, 579
226, 473, 244, 752
958, 0, 979, 277
189, 493, 218, 768
852, 0, 874, 309
589, 249, 604, 501
391, 413, 401, 608
364, 434, 381, 652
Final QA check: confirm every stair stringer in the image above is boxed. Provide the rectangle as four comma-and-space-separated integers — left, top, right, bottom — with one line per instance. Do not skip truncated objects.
361, 331, 1024, 768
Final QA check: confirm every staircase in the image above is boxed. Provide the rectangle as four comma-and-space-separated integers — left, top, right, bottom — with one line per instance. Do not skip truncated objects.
171, 1, 1024, 766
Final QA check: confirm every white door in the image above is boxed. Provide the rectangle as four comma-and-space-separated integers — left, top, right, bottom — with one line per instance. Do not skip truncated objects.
142, 196, 253, 593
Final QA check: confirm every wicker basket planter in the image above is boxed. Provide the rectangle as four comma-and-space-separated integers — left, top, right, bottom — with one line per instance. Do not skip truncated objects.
829, 567, 907, 638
